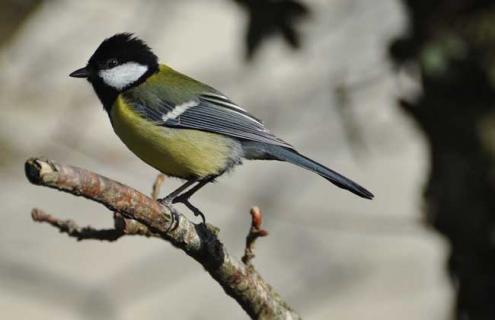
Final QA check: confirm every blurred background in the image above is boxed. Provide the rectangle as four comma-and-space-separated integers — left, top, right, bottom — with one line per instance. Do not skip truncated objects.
3, 0, 494, 319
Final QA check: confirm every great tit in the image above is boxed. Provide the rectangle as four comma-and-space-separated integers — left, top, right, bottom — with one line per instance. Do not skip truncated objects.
70, 33, 373, 220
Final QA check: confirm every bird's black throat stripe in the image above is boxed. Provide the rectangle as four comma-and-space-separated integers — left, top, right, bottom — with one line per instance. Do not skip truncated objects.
90, 78, 119, 113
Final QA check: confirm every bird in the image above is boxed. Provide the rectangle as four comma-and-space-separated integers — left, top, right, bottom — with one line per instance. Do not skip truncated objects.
70, 33, 373, 221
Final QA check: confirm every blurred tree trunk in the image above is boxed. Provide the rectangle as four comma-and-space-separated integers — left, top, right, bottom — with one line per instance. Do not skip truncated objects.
0, 0, 41, 47
390, 1, 495, 319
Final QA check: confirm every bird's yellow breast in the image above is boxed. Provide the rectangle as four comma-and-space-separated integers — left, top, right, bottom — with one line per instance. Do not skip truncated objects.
110, 96, 236, 179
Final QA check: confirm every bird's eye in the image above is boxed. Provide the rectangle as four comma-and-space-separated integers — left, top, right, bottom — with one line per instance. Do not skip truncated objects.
106, 58, 119, 68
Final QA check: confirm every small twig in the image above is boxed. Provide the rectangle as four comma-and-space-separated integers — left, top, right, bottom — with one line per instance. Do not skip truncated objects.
242, 207, 269, 266
31, 209, 157, 241
151, 174, 166, 200
32, 208, 124, 241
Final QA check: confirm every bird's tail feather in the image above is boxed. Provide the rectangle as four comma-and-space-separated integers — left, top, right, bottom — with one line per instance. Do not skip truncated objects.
248, 144, 374, 199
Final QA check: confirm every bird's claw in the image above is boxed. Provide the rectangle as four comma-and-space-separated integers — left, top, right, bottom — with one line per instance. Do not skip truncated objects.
158, 195, 206, 224
157, 198, 180, 231
182, 200, 206, 224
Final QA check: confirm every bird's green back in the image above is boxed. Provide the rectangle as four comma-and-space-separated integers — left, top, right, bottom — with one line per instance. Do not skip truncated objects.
124, 64, 215, 106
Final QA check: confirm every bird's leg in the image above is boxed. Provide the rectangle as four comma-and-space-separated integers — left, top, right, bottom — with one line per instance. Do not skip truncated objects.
171, 176, 214, 205
159, 179, 198, 204
171, 176, 215, 223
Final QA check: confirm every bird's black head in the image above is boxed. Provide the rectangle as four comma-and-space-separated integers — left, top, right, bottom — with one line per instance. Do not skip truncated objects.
70, 33, 159, 110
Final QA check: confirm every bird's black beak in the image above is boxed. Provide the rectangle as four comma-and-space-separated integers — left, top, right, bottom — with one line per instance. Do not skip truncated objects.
69, 67, 89, 78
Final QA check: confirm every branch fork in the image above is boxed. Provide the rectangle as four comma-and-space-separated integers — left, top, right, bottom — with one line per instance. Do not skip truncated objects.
25, 157, 300, 320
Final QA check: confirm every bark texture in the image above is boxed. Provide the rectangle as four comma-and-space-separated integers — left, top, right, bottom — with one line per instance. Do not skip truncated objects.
25, 158, 300, 320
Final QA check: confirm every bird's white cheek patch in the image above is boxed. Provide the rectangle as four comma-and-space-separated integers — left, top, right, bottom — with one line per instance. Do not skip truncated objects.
99, 62, 148, 90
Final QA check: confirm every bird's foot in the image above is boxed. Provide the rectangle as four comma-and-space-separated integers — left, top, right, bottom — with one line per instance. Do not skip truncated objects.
181, 199, 206, 224
157, 197, 181, 230
158, 194, 206, 224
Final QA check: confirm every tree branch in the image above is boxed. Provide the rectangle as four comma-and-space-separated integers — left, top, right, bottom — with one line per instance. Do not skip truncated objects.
31, 209, 155, 241
242, 207, 269, 266
31, 208, 123, 241
25, 157, 300, 320
151, 174, 166, 200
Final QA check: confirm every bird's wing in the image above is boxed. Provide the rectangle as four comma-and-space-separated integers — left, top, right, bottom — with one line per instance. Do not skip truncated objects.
128, 92, 293, 148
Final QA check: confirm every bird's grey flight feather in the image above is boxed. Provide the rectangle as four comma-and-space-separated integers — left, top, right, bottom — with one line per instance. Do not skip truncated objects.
124, 92, 293, 148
